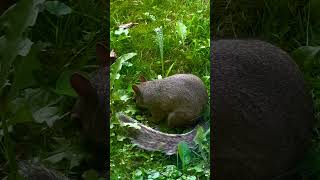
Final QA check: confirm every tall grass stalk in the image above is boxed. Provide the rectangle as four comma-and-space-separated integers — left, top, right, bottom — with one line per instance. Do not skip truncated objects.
154, 26, 164, 77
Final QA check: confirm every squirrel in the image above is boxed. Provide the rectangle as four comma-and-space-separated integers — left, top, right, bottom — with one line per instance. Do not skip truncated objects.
132, 74, 209, 128
119, 40, 314, 180
69, 42, 112, 177
17, 43, 112, 179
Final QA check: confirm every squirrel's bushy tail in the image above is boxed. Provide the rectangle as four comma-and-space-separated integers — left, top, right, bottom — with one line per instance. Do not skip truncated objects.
18, 160, 69, 180
117, 113, 207, 155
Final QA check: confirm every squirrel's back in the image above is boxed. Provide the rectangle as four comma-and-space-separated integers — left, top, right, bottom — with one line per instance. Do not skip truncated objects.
140, 74, 208, 113
212, 39, 314, 180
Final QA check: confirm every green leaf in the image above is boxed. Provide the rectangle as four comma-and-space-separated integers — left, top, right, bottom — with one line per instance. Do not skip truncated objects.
70, 153, 83, 169
117, 135, 126, 142
32, 106, 63, 127
177, 141, 191, 172
0, 0, 45, 93
112, 89, 130, 102
44, 152, 67, 163
162, 165, 181, 178
188, 165, 204, 173
176, 21, 187, 43
45, 1, 72, 16
194, 126, 206, 145
147, 170, 160, 179
291, 46, 320, 69
115, 28, 129, 36
124, 105, 138, 115
133, 169, 144, 180
11, 42, 41, 96
110, 53, 137, 90
186, 176, 196, 180
54, 70, 77, 97
17, 38, 33, 56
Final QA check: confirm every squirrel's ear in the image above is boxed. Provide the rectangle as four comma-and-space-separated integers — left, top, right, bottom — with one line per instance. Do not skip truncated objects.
140, 76, 147, 82
70, 73, 95, 97
132, 85, 140, 94
96, 43, 108, 66
96, 42, 117, 66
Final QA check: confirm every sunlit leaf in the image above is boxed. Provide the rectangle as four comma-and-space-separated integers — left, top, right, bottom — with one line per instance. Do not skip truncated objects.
176, 21, 187, 44
178, 141, 191, 172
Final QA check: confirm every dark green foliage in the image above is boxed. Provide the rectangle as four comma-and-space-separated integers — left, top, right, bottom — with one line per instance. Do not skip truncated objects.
0, 0, 107, 179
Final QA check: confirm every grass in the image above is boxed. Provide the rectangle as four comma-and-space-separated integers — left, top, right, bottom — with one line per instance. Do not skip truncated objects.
110, 0, 210, 179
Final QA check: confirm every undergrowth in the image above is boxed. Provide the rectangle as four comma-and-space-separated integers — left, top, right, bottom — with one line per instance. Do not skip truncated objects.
110, 0, 210, 179
0, 0, 107, 179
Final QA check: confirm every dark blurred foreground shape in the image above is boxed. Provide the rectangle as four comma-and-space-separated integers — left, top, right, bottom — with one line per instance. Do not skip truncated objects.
211, 0, 314, 179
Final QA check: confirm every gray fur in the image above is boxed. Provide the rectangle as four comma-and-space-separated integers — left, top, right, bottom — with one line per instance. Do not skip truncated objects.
70, 67, 108, 145
212, 40, 314, 180
134, 74, 208, 128
18, 160, 69, 180
117, 113, 199, 155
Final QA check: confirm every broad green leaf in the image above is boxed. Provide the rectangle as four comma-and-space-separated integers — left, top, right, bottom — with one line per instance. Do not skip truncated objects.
32, 106, 62, 127
23, 88, 58, 110
110, 52, 137, 89
292, 46, 320, 69
0, 0, 45, 93
292, 46, 320, 61
177, 141, 191, 172
186, 176, 196, 180
147, 171, 160, 179
54, 70, 77, 97
134, 169, 143, 176
112, 89, 130, 102
45, 1, 72, 16
11, 42, 41, 96
44, 152, 67, 163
